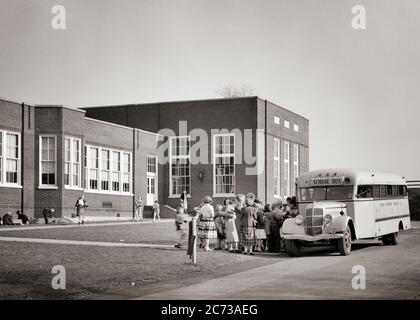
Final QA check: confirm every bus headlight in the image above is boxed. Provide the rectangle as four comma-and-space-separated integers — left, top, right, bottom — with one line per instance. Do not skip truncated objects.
295, 215, 304, 225
323, 214, 332, 226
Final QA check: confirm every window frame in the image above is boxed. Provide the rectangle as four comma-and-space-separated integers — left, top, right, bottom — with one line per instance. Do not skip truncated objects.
169, 136, 191, 197
0, 130, 21, 187
64, 136, 82, 189
283, 140, 290, 197
273, 138, 281, 198
213, 133, 236, 197
284, 120, 290, 128
39, 134, 58, 189
293, 124, 299, 132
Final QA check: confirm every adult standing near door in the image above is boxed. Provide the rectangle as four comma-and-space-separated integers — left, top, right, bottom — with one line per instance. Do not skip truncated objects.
134, 196, 144, 222
75, 194, 87, 225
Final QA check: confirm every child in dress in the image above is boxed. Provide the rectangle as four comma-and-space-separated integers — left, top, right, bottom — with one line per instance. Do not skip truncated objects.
213, 204, 226, 250
239, 193, 258, 255
224, 198, 239, 252
197, 196, 217, 252
174, 206, 189, 248
153, 200, 160, 222
254, 199, 266, 252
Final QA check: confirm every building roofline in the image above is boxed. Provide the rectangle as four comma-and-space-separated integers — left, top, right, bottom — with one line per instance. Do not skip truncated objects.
258, 97, 309, 121
0, 96, 35, 107
80, 96, 308, 121
80, 96, 259, 110
84, 117, 161, 137
35, 104, 86, 114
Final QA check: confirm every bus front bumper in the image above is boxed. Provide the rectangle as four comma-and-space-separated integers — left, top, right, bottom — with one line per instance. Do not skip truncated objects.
283, 233, 344, 242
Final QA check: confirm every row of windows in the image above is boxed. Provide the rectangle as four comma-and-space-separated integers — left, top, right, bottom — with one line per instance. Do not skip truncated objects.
357, 185, 408, 199
274, 116, 299, 132
83, 144, 132, 193
274, 139, 299, 198
0, 130, 20, 185
39, 135, 132, 193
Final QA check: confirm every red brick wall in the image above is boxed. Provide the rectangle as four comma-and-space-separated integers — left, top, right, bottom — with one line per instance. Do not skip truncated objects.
0, 99, 35, 217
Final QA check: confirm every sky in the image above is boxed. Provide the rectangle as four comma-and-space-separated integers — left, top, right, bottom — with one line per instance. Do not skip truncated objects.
0, 0, 419, 178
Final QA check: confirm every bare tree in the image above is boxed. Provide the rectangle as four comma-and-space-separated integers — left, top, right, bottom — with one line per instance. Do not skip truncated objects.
217, 84, 255, 98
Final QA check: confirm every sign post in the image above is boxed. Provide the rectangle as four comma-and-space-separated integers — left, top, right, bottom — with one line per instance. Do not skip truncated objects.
187, 214, 197, 265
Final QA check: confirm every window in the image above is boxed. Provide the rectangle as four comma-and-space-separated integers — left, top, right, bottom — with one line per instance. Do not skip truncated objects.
284, 120, 290, 128
84, 146, 88, 189
0, 131, 21, 186
379, 185, 387, 198
84, 144, 132, 194
373, 185, 380, 198
292, 144, 299, 196
273, 138, 280, 197
386, 185, 393, 197
112, 151, 121, 192
101, 149, 110, 191
300, 186, 353, 201
40, 135, 56, 186
89, 147, 99, 190
356, 185, 373, 198
283, 141, 290, 196
293, 124, 299, 132
147, 155, 157, 174
122, 153, 131, 192
392, 185, 399, 197
169, 136, 191, 196
213, 134, 235, 195
274, 116, 280, 125
399, 185, 407, 197
64, 137, 81, 188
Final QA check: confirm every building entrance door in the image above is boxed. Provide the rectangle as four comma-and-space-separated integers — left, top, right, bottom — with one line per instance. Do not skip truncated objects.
146, 155, 157, 205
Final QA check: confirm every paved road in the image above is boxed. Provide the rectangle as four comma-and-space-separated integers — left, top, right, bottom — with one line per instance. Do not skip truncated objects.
133, 225, 420, 300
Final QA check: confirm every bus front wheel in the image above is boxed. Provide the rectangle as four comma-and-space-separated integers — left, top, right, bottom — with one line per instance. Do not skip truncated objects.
382, 232, 398, 246
285, 239, 301, 257
338, 226, 352, 256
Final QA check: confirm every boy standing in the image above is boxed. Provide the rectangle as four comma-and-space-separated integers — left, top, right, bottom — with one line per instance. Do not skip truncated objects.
174, 207, 189, 248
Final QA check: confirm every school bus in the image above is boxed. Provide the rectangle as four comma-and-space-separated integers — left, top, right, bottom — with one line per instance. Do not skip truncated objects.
282, 169, 411, 256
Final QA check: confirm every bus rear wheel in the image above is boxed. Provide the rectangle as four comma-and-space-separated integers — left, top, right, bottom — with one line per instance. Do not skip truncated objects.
382, 232, 398, 245
285, 240, 301, 257
338, 226, 352, 256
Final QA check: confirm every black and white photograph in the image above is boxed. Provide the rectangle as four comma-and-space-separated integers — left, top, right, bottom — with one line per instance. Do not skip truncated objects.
0, 0, 419, 311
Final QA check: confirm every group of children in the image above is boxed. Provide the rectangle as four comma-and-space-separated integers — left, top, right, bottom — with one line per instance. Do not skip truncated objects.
174, 192, 298, 254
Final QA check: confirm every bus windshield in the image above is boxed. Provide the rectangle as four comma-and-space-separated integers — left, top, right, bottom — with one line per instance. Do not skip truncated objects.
300, 186, 354, 201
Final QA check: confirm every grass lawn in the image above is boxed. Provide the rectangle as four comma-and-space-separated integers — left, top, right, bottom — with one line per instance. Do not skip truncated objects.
0, 222, 278, 299
0, 221, 183, 244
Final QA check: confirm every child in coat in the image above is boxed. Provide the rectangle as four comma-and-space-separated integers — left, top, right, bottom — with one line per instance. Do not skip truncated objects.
174, 206, 189, 248
153, 200, 160, 222
214, 204, 226, 250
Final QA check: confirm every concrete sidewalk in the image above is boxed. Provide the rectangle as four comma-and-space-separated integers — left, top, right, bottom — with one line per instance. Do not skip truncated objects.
0, 218, 172, 232
0, 236, 176, 249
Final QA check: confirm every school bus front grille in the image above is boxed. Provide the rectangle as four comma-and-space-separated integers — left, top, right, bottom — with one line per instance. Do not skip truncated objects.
305, 208, 323, 236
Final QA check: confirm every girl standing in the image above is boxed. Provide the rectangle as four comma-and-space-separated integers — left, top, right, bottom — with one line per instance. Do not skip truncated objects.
197, 196, 217, 252
224, 198, 239, 252
153, 200, 160, 222
254, 200, 266, 252
239, 193, 258, 255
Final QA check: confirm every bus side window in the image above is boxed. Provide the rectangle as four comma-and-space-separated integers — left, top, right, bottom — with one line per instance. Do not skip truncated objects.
387, 185, 393, 197
380, 185, 387, 198
398, 185, 404, 197
357, 185, 373, 198
392, 185, 399, 197
373, 185, 380, 198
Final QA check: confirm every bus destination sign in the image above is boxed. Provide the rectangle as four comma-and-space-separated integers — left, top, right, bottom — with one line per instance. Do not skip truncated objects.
311, 177, 345, 185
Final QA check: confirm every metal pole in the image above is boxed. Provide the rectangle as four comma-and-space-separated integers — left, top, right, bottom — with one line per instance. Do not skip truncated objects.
192, 215, 197, 265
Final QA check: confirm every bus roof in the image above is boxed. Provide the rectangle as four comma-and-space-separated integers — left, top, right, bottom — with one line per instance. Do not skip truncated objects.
297, 168, 406, 186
